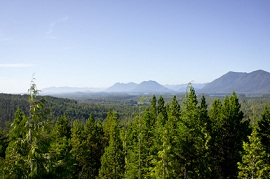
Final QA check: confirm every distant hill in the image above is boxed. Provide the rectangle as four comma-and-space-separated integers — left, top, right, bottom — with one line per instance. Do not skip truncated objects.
106, 80, 175, 94
131, 80, 174, 93
106, 82, 137, 92
165, 83, 206, 92
41, 86, 104, 94
200, 70, 270, 94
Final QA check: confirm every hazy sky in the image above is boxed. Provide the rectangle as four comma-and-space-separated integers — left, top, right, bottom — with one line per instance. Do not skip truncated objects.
1, 0, 270, 93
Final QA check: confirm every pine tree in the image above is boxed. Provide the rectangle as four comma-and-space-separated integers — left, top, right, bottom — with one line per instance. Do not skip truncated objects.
157, 96, 168, 124
125, 116, 141, 178
4, 109, 29, 178
177, 86, 210, 178
150, 95, 157, 122
209, 92, 250, 178
4, 80, 52, 178
152, 96, 181, 178
48, 115, 74, 178
238, 128, 270, 178
99, 112, 124, 178
257, 105, 270, 157
81, 115, 104, 178
126, 108, 156, 178
70, 120, 84, 178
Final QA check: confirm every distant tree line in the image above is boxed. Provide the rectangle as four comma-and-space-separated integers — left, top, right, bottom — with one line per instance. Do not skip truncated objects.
0, 93, 139, 127
0, 83, 269, 178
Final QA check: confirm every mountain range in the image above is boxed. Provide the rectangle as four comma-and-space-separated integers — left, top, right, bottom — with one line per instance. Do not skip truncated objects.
41, 70, 270, 95
199, 70, 270, 94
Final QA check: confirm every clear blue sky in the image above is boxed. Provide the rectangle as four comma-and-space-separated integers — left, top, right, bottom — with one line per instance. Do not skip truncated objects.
1, 0, 270, 93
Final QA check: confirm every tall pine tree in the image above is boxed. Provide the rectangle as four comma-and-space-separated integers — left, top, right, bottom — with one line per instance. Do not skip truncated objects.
99, 112, 125, 178
238, 127, 270, 178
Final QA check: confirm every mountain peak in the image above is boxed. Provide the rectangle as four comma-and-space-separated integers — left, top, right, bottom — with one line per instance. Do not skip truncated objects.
200, 70, 270, 94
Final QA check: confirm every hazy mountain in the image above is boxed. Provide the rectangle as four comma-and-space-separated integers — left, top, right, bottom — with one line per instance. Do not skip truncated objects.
106, 80, 175, 94
165, 83, 206, 92
42, 70, 270, 95
106, 82, 138, 92
41, 86, 104, 94
131, 80, 174, 93
200, 70, 270, 94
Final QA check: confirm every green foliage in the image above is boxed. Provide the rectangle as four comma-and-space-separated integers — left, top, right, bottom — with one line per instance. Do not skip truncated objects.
2, 80, 52, 178
238, 128, 270, 178
257, 105, 270, 154
1, 83, 270, 178
48, 116, 74, 178
209, 92, 251, 178
99, 112, 125, 178
177, 86, 210, 178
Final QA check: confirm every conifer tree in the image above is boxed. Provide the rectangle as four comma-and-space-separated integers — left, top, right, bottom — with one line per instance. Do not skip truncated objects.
152, 96, 181, 178
4, 80, 52, 178
99, 112, 124, 178
257, 105, 270, 157
70, 120, 84, 178
125, 116, 141, 178
126, 108, 156, 178
177, 86, 210, 178
4, 109, 29, 178
48, 115, 74, 178
81, 115, 104, 178
209, 92, 250, 178
238, 127, 270, 178
150, 95, 157, 122
157, 96, 168, 124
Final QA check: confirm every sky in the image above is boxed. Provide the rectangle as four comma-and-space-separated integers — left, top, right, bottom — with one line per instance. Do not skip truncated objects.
1, 0, 270, 93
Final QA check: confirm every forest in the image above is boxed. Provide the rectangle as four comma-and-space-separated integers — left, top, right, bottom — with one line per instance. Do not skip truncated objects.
0, 82, 270, 178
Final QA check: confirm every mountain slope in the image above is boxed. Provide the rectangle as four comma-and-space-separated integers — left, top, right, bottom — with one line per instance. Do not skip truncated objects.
200, 70, 270, 94
165, 83, 206, 92
106, 81, 175, 93
106, 82, 138, 92
131, 80, 174, 93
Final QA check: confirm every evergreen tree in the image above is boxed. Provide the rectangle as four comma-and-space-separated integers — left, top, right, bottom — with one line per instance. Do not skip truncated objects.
238, 128, 270, 178
257, 105, 270, 157
4, 109, 29, 178
151, 128, 172, 179
99, 112, 124, 178
48, 115, 74, 178
126, 108, 156, 178
157, 96, 168, 124
152, 96, 181, 178
209, 92, 250, 178
125, 116, 141, 178
150, 95, 157, 122
103, 110, 117, 147
4, 80, 52, 178
177, 86, 210, 178
70, 120, 84, 178
81, 115, 104, 178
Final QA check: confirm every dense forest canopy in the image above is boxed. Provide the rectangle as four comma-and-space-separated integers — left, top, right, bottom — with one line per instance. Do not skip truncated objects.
0, 83, 270, 178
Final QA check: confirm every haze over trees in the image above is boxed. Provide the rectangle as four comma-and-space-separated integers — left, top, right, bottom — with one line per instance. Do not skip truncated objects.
0, 83, 270, 178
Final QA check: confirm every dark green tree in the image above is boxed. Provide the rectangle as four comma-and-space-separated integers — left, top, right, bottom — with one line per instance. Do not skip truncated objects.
48, 115, 74, 178
4, 109, 29, 178
177, 86, 210, 178
4, 80, 52, 178
81, 115, 104, 178
150, 95, 157, 122
70, 119, 84, 178
157, 96, 168, 125
99, 112, 124, 178
257, 105, 270, 156
209, 92, 250, 178
152, 96, 181, 178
